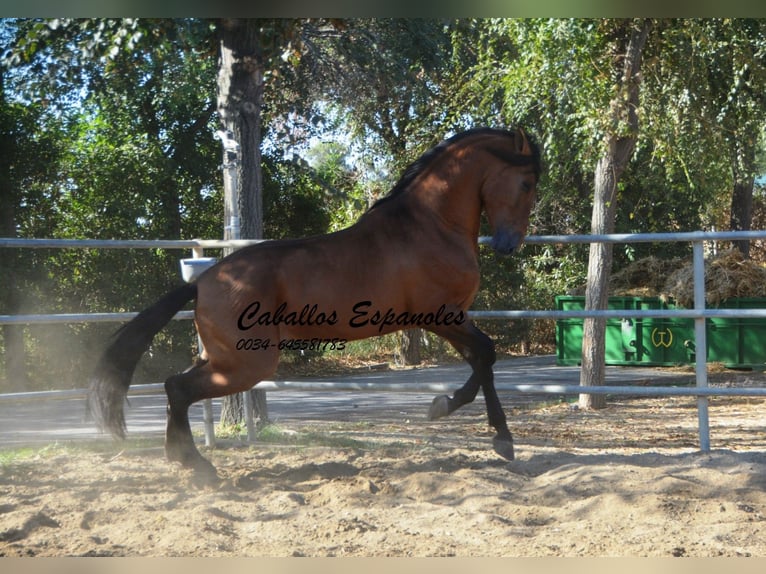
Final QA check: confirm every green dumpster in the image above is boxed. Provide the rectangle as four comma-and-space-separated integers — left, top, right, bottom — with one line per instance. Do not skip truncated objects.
555, 296, 694, 367
636, 298, 696, 366
707, 298, 766, 369
555, 296, 662, 366
555, 295, 766, 368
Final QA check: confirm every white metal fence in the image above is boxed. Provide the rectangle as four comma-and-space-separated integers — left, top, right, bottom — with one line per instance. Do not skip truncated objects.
2, 231, 766, 452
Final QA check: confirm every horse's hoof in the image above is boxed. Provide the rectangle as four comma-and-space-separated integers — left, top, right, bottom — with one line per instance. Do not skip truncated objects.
190, 454, 218, 475
428, 395, 451, 420
492, 436, 515, 461
166, 443, 219, 480
190, 460, 220, 486
179, 453, 220, 486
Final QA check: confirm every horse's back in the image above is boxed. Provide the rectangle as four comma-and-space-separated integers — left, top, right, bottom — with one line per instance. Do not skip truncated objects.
192, 204, 481, 344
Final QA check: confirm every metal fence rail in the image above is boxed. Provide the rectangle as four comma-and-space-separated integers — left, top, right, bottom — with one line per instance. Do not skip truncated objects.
2, 231, 766, 452
3, 229, 766, 248
3, 381, 766, 406
5, 307, 766, 326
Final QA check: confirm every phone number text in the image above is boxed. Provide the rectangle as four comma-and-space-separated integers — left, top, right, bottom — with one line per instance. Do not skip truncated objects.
235, 338, 347, 352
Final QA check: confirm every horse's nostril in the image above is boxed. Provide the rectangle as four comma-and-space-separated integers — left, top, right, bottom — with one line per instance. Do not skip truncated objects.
491, 229, 522, 255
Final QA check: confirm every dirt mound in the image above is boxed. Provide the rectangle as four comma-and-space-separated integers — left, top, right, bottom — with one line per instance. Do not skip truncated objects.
2, 396, 766, 557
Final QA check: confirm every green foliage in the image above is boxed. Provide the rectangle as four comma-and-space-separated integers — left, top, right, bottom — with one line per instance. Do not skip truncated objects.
304, 140, 369, 231
457, 18, 766, 307
292, 19, 459, 177
262, 155, 334, 239
1, 19, 220, 390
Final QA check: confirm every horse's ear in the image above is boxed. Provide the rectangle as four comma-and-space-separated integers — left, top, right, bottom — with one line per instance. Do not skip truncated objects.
514, 128, 532, 156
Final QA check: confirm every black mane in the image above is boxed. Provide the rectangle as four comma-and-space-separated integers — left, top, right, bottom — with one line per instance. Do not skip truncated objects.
367, 128, 540, 211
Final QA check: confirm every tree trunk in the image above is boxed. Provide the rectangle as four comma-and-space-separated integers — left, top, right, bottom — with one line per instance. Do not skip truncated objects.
400, 329, 422, 365
579, 19, 651, 410
579, 154, 621, 410
729, 145, 756, 259
216, 19, 268, 428
218, 391, 244, 430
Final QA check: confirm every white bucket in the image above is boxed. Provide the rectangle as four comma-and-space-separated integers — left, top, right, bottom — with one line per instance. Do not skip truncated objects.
180, 257, 217, 283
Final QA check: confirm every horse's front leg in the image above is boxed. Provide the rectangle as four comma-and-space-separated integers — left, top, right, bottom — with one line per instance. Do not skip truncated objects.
428, 322, 514, 461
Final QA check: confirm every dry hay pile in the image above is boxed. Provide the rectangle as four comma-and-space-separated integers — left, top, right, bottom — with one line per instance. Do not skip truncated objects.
590, 249, 766, 308
609, 256, 686, 298
569, 256, 683, 297
663, 249, 766, 307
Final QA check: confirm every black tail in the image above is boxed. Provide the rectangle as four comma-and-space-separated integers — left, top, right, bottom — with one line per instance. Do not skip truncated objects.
87, 283, 198, 439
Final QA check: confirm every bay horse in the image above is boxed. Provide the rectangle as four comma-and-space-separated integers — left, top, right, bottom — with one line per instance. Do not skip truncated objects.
88, 127, 541, 478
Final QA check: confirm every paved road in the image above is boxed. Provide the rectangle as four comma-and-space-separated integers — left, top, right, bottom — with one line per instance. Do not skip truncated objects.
0, 355, 690, 447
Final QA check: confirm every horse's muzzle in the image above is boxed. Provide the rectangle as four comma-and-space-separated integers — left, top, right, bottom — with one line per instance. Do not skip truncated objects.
490, 228, 524, 255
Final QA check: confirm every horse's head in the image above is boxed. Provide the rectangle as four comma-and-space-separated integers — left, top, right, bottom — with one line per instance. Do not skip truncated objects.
480, 128, 540, 255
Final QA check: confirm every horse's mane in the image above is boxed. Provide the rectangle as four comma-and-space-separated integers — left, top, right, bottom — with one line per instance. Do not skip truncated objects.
367, 127, 541, 212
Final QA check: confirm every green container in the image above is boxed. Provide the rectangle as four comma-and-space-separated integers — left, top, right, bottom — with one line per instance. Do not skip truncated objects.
555, 297, 585, 366
707, 298, 766, 369
555, 296, 658, 366
636, 298, 696, 366
555, 295, 766, 368
555, 296, 695, 367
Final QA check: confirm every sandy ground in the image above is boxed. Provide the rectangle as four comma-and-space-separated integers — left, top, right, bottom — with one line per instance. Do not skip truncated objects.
2, 391, 766, 558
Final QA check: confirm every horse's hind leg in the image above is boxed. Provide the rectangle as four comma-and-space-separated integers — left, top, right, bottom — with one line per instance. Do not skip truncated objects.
428, 322, 514, 460
164, 345, 280, 479
163, 362, 218, 477
163, 358, 259, 478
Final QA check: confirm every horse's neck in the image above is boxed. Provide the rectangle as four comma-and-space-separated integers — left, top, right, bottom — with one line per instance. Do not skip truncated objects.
357, 153, 484, 243
410, 169, 483, 241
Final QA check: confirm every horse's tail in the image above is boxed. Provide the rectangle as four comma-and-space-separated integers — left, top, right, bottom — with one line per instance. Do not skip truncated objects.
87, 283, 198, 439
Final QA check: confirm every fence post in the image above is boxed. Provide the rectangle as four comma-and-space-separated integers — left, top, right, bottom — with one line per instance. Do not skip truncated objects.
192, 246, 216, 448
244, 386, 257, 441
693, 240, 710, 452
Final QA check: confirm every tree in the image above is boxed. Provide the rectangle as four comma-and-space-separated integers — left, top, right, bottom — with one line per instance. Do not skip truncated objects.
463, 20, 652, 395
698, 19, 766, 258
215, 19, 306, 428
1, 48, 31, 390
6, 17, 766, 396
1, 20, 75, 390
2, 18, 350, 395
474, 19, 766, 398
636, 19, 766, 259
579, 20, 652, 409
